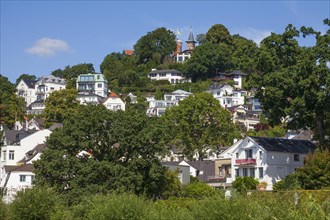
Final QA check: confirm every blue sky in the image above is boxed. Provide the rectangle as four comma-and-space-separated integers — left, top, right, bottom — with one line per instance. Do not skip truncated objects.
1, 1, 329, 83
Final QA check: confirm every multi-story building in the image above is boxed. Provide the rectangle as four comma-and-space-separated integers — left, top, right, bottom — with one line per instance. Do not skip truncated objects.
213, 70, 247, 89
148, 69, 191, 84
16, 79, 37, 106
146, 89, 192, 117
34, 75, 66, 101
214, 137, 316, 190
76, 73, 108, 98
16, 75, 66, 115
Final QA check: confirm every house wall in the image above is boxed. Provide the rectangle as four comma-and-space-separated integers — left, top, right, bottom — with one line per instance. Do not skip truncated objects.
164, 164, 190, 185
2, 171, 34, 203
103, 98, 126, 111
229, 137, 309, 190
16, 81, 36, 106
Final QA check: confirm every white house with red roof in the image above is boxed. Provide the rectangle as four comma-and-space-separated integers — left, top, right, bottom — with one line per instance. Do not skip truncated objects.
103, 92, 125, 111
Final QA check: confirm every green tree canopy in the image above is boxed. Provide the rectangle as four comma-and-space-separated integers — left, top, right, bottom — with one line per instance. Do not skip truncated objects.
15, 73, 37, 86
0, 75, 26, 128
34, 105, 169, 203
134, 27, 176, 65
163, 92, 240, 160
44, 89, 79, 126
205, 24, 232, 45
185, 43, 234, 81
250, 21, 330, 147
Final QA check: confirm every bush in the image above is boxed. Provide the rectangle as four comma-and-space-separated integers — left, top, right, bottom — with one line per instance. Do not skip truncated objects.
10, 187, 61, 220
182, 182, 218, 198
232, 177, 259, 194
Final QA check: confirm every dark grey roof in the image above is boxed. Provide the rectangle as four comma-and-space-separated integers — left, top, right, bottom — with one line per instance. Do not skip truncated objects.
206, 82, 230, 91
4, 130, 33, 145
49, 123, 63, 131
231, 70, 247, 76
162, 161, 181, 166
149, 69, 181, 74
185, 160, 215, 182
186, 31, 196, 43
18, 143, 46, 163
250, 137, 316, 154
22, 79, 37, 88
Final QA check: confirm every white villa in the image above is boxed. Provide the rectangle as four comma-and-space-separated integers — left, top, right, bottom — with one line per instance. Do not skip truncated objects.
0, 129, 52, 203
148, 69, 191, 84
76, 73, 108, 98
16, 75, 66, 115
214, 137, 316, 190
103, 92, 126, 111
146, 89, 192, 117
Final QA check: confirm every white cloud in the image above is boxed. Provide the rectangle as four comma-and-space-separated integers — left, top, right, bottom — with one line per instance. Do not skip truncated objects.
235, 28, 272, 45
26, 38, 70, 57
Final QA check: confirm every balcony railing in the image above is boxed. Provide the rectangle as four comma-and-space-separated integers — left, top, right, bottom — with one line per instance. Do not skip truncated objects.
208, 175, 230, 182
235, 158, 256, 165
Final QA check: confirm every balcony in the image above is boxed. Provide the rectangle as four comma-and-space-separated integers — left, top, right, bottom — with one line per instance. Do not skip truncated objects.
208, 175, 227, 182
235, 158, 256, 165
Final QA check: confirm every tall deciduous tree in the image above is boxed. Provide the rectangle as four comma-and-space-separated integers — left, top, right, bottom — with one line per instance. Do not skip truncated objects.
205, 24, 232, 45
34, 105, 169, 203
134, 27, 176, 65
252, 21, 330, 148
0, 75, 26, 128
185, 43, 233, 81
163, 92, 240, 160
44, 89, 79, 126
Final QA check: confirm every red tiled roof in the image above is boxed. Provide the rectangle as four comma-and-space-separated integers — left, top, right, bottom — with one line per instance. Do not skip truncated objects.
124, 50, 134, 56
108, 92, 119, 98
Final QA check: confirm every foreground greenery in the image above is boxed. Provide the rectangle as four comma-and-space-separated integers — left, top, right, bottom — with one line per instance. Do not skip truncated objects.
1, 187, 329, 220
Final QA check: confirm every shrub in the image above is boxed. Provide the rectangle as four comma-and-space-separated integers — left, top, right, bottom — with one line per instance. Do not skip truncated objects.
182, 182, 218, 198
10, 187, 60, 220
232, 177, 259, 194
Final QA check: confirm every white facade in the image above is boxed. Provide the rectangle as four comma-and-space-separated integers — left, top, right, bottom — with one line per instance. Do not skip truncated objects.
222, 137, 315, 190
1, 129, 51, 203
34, 75, 66, 101
148, 69, 191, 84
146, 89, 192, 117
103, 92, 126, 111
76, 73, 108, 98
205, 84, 247, 108
231, 105, 261, 131
16, 79, 37, 106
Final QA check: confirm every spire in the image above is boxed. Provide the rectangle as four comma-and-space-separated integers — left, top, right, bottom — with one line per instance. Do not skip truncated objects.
187, 29, 195, 42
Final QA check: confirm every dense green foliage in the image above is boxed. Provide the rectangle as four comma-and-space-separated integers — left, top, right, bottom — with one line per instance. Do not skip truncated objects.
163, 92, 240, 160
2, 190, 329, 220
9, 187, 61, 220
232, 176, 259, 194
44, 89, 79, 126
250, 21, 330, 148
274, 149, 330, 191
34, 105, 170, 204
0, 75, 26, 129
134, 27, 176, 65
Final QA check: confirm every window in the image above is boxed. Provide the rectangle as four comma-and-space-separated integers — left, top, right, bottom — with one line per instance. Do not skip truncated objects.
97, 83, 102, 88
235, 168, 239, 177
250, 168, 255, 178
243, 168, 248, 177
294, 154, 299, 161
9, 150, 14, 160
2, 150, 6, 161
159, 73, 166, 77
236, 152, 239, 158
259, 151, 263, 159
259, 167, 264, 179
97, 75, 100, 80
20, 175, 26, 182
245, 149, 253, 159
